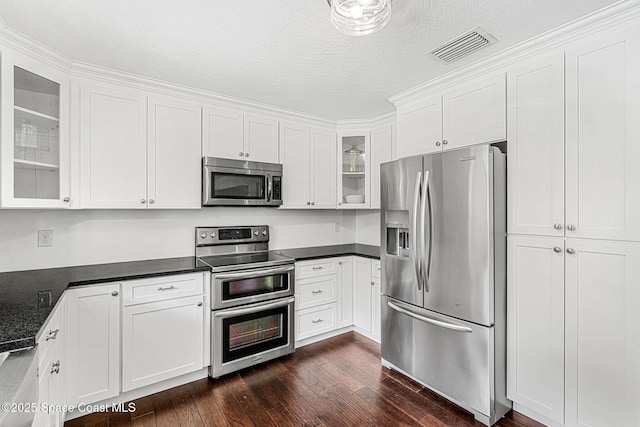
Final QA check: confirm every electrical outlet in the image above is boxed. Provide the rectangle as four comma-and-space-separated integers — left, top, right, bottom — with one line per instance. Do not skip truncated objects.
38, 230, 53, 247
38, 290, 52, 308
334, 221, 341, 232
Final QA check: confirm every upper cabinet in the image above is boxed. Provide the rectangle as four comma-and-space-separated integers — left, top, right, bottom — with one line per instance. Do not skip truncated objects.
395, 74, 506, 158
79, 82, 201, 209
337, 130, 370, 209
203, 107, 279, 163
1, 50, 71, 208
279, 121, 336, 209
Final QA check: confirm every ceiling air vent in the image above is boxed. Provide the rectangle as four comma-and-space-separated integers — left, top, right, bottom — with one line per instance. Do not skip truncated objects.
428, 27, 498, 64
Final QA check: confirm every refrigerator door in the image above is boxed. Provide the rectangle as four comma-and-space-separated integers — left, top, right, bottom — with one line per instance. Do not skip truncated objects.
423, 145, 494, 326
381, 295, 494, 423
381, 156, 425, 307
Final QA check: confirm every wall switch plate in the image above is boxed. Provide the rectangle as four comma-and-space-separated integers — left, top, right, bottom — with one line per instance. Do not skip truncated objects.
334, 222, 341, 232
38, 290, 52, 308
38, 230, 53, 247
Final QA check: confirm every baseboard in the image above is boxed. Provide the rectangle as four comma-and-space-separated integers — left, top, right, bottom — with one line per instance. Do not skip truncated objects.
513, 402, 564, 427
295, 326, 355, 348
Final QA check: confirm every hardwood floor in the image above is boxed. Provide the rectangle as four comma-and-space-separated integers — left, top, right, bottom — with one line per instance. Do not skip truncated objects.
65, 332, 544, 427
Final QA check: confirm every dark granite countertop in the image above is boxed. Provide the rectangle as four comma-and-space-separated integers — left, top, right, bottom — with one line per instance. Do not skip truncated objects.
274, 244, 380, 262
0, 257, 209, 353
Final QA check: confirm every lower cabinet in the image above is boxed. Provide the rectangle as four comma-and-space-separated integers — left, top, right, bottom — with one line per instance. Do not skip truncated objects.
353, 258, 380, 341
507, 235, 640, 426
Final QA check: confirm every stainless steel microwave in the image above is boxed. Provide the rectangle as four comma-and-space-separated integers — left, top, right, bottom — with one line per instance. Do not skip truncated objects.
202, 157, 282, 207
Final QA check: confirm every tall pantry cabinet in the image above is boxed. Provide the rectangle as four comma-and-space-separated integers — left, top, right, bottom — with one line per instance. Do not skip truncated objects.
506, 26, 640, 427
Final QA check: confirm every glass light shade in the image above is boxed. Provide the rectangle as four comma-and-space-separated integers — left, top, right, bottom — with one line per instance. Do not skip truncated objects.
330, 0, 392, 36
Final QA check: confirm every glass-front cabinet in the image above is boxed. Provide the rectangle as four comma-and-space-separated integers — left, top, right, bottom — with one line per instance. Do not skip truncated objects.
1, 51, 70, 208
337, 130, 370, 209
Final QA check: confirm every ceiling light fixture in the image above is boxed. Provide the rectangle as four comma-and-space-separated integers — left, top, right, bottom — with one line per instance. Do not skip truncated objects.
327, 0, 392, 36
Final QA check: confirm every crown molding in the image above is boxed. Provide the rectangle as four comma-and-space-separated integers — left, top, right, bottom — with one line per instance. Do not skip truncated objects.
336, 111, 396, 130
389, 0, 640, 106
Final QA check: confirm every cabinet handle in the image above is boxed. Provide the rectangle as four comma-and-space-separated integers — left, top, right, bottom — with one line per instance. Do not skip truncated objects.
312, 266, 323, 270
567, 224, 576, 231
197, 302, 203, 307
435, 141, 441, 147
157, 285, 177, 291
338, 261, 343, 265
51, 360, 60, 374
553, 223, 563, 230
338, 202, 342, 205
311, 201, 315, 205
239, 152, 244, 157
112, 290, 119, 296
245, 153, 250, 157
63, 197, 70, 202
371, 281, 375, 286
311, 290, 324, 294
566, 248, 575, 255
140, 199, 146, 204
311, 319, 324, 324
553, 247, 562, 253
307, 201, 311, 205
442, 140, 448, 145
149, 199, 155, 204
45, 329, 60, 341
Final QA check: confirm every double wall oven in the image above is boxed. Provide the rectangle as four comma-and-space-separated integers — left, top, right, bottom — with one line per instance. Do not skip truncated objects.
196, 226, 295, 377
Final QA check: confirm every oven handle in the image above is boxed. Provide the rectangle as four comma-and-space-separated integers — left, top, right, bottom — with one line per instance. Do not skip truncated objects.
214, 297, 295, 318
214, 265, 294, 281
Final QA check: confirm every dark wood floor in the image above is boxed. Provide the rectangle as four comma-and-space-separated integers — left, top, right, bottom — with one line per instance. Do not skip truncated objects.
65, 332, 544, 427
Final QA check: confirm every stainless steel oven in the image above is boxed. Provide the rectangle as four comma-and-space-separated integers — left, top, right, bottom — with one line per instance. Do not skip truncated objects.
202, 157, 282, 207
196, 226, 295, 378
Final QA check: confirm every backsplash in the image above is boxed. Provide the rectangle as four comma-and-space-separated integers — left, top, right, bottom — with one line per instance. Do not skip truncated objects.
356, 210, 381, 246
0, 209, 357, 272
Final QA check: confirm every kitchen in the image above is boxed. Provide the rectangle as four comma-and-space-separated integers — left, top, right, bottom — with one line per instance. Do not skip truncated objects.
1, 1, 639, 426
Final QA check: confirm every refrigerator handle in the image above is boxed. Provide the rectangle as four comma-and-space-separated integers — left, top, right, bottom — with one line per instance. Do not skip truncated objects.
412, 171, 423, 291
387, 301, 473, 333
421, 171, 432, 292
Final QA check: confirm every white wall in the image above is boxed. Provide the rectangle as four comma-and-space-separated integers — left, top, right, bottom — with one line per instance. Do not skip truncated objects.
0, 209, 356, 272
356, 210, 380, 246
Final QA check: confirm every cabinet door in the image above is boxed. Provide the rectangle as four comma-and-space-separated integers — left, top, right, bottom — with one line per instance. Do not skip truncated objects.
337, 131, 370, 209
337, 257, 353, 328
65, 284, 120, 405
396, 94, 442, 158
1, 51, 70, 208
442, 74, 506, 150
202, 106, 244, 160
506, 235, 565, 423
565, 28, 640, 241
147, 97, 202, 208
507, 54, 565, 236
244, 115, 279, 163
279, 122, 310, 208
80, 84, 147, 208
353, 257, 372, 332
310, 127, 337, 209
371, 276, 381, 341
122, 295, 204, 392
565, 239, 640, 427
370, 124, 393, 209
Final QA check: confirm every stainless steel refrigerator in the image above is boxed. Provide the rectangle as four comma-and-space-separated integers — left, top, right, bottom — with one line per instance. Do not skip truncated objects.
380, 144, 510, 426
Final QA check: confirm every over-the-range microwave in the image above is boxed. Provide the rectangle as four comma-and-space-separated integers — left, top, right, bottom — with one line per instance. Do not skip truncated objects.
202, 157, 282, 207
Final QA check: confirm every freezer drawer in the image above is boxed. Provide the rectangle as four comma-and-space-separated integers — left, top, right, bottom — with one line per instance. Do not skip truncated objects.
381, 296, 507, 425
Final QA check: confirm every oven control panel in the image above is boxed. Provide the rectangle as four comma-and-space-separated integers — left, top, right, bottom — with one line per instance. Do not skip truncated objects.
196, 226, 269, 246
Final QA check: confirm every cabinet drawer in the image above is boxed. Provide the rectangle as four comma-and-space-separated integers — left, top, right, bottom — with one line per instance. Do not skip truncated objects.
122, 273, 203, 306
371, 260, 381, 279
37, 296, 65, 367
297, 274, 337, 310
296, 304, 337, 341
296, 260, 337, 279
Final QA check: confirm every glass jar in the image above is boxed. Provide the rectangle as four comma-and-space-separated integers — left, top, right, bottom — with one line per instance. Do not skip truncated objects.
343, 145, 364, 172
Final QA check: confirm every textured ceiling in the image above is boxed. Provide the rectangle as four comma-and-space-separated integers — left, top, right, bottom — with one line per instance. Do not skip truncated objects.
0, 0, 622, 120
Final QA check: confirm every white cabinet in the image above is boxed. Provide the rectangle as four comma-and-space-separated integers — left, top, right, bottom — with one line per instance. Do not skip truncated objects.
564, 239, 640, 427
203, 107, 279, 163
65, 283, 120, 405
507, 235, 565, 424
336, 257, 353, 328
279, 122, 336, 209
337, 130, 370, 209
353, 257, 380, 342
395, 75, 506, 158
1, 50, 71, 208
80, 83, 201, 208
507, 54, 565, 236
565, 28, 640, 242
370, 124, 393, 209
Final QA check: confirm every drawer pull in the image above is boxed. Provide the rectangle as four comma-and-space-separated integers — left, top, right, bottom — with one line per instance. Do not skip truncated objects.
311, 290, 324, 294
312, 266, 324, 270
157, 285, 177, 291
51, 360, 60, 374
45, 329, 60, 341
311, 318, 324, 324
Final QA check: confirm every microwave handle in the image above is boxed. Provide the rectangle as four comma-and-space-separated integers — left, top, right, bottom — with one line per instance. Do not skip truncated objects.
267, 174, 273, 202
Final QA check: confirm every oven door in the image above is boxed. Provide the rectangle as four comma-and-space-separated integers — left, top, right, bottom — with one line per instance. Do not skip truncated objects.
203, 164, 276, 206
211, 297, 295, 378
212, 265, 294, 310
